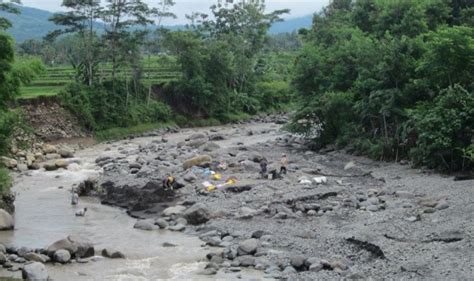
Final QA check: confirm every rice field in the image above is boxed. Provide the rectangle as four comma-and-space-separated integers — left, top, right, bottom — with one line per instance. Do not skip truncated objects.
19, 56, 181, 99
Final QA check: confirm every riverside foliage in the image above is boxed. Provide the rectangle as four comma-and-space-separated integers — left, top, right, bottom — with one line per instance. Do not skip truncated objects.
289, 0, 474, 171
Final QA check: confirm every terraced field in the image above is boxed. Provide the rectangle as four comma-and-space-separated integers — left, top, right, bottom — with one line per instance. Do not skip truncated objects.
20, 56, 181, 99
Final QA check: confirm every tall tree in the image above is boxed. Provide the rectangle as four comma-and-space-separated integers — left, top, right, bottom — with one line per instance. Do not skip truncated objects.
49, 0, 102, 86
101, 0, 152, 88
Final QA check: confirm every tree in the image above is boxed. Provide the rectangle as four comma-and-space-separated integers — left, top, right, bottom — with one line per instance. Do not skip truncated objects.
0, 0, 20, 30
49, 0, 102, 85
101, 0, 152, 87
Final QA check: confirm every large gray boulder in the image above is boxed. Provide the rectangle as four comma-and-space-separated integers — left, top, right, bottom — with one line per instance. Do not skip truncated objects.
238, 239, 258, 255
46, 235, 94, 257
54, 249, 71, 263
68, 235, 94, 258
22, 262, 49, 280
58, 147, 74, 158
0, 209, 14, 230
47, 238, 77, 255
183, 203, 210, 225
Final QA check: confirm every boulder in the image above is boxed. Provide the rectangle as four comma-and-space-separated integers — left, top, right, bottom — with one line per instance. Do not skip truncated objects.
55, 159, 69, 169
134, 220, 158, 231
188, 139, 207, 148
22, 262, 48, 280
45, 153, 61, 160
183, 203, 211, 225
54, 249, 71, 263
24, 252, 49, 263
0, 156, 17, 169
209, 134, 225, 141
58, 147, 74, 158
155, 218, 169, 229
42, 144, 57, 154
162, 205, 187, 217
238, 239, 258, 255
68, 236, 94, 258
0, 209, 14, 230
188, 133, 207, 140
290, 255, 306, 269
183, 155, 212, 170
101, 248, 125, 259
46, 237, 77, 256
17, 163, 28, 172
43, 163, 58, 171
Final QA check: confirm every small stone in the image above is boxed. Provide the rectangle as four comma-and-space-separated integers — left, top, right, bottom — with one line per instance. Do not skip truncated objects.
424, 208, 436, 214
330, 260, 349, 271
168, 224, 185, 232
307, 210, 317, 216
309, 263, 324, 272
283, 266, 297, 274
436, 201, 449, 210
162, 242, 177, 247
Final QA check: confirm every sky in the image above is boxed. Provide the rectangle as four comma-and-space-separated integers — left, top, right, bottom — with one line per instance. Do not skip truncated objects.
21, 0, 329, 24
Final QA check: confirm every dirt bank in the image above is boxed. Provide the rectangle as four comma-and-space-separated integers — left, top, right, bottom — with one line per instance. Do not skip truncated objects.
87, 119, 473, 280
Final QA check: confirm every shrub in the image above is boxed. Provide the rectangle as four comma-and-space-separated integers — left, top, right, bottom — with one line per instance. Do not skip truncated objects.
0, 110, 17, 156
59, 81, 172, 131
409, 85, 474, 170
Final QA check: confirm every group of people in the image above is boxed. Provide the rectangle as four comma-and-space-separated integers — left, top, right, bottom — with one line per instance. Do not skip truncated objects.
259, 153, 288, 179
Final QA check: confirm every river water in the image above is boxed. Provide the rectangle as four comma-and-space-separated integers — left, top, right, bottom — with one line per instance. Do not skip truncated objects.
0, 124, 277, 280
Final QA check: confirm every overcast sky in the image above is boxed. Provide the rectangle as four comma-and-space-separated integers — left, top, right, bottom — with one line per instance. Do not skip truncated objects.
21, 0, 328, 24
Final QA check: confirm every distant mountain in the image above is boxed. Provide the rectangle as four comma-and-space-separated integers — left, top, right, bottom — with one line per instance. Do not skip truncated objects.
269, 15, 313, 34
0, 5, 57, 43
1, 5, 313, 43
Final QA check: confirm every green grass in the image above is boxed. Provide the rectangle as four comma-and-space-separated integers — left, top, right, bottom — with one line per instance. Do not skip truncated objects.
94, 121, 176, 142
0, 168, 11, 195
19, 86, 64, 99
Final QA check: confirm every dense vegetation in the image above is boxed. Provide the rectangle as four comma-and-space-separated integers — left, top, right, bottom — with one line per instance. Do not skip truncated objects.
38, 0, 295, 132
0, 0, 43, 192
290, 0, 474, 171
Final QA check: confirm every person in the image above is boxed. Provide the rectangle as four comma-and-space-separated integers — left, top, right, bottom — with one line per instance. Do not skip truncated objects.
163, 175, 175, 190
75, 208, 87, 217
71, 192, 79, 205
280, 153, 288, 175
260, 158, 268, 178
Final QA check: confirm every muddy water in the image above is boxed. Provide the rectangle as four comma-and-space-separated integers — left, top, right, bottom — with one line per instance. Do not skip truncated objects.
0, 124, 277, 280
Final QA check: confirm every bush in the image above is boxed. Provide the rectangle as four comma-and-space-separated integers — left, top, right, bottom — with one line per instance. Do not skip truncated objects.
255, 81, 293, 112
409, 85, 474, 170
0, 110, 18, 156
60, 81, 172, 131
289, 91, 356, 148
0, 168, 11, 195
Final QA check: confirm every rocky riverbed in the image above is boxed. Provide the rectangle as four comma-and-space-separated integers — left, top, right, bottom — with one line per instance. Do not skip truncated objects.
1, 115, 473, 280
89, 117, 473, 280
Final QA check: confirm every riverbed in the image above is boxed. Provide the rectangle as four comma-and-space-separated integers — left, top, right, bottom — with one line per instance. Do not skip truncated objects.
0, 124, 274, 280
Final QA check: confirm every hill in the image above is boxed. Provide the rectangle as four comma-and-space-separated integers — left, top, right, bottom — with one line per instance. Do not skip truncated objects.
0, 5, 57, 43
269, 15, 313, 34
1, 5, 314, 42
